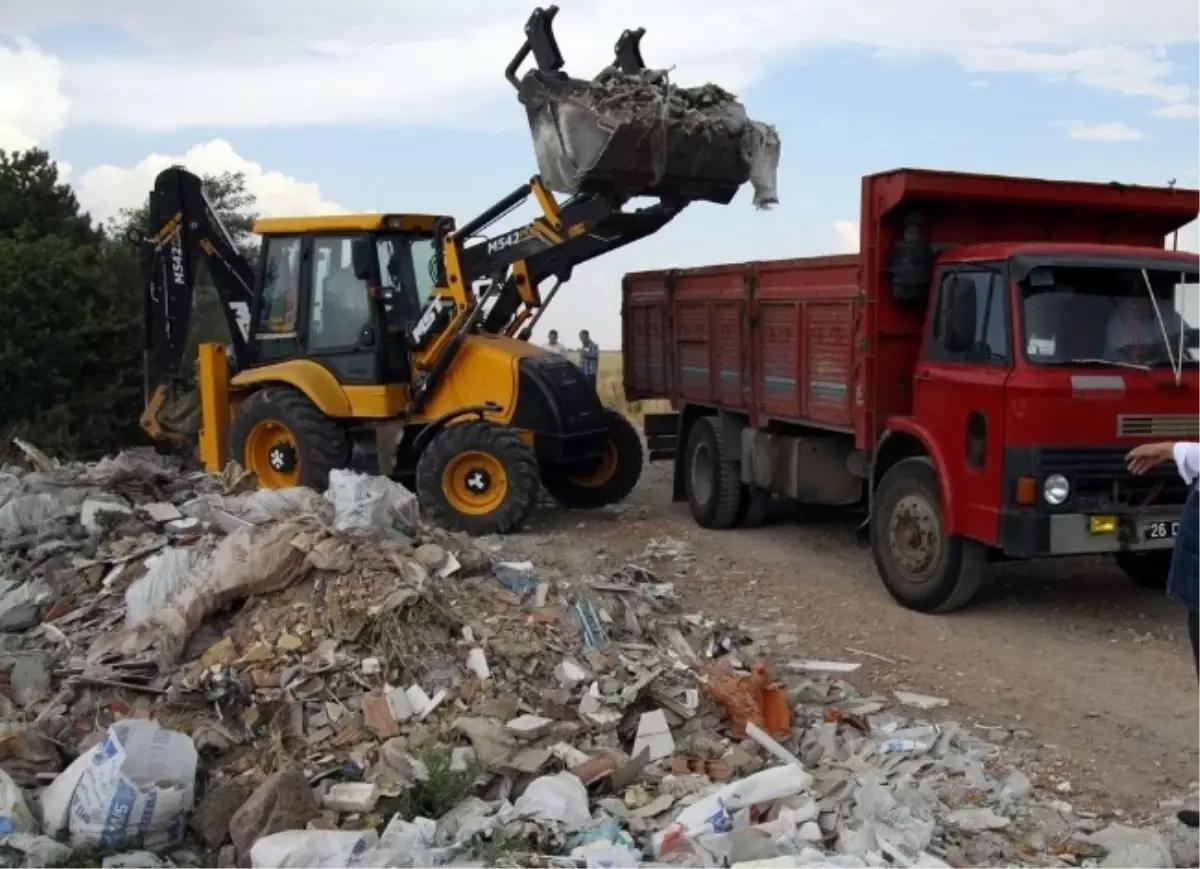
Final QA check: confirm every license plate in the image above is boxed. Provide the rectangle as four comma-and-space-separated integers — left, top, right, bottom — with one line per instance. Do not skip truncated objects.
1142, 520, 1180, 541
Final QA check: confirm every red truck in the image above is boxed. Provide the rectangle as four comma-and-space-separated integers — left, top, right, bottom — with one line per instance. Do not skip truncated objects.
622, 168, 1200, 612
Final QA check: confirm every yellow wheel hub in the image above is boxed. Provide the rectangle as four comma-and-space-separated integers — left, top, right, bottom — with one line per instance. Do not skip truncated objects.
568, 438, 619, 488
244, 419, 301, 488
443, 450, 509, 515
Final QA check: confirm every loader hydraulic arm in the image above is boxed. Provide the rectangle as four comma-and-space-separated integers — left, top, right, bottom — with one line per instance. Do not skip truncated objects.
403, 177, 688, 411
134, 167, 257, 439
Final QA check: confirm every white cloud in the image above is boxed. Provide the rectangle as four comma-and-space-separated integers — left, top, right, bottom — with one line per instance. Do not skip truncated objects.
832, 219, 859, 253
1, 0, 1196, 133
1055, 120, 1146, 142
76, 139, 345, 223
1152, 101, 1200, 119
0, 39, 68, 152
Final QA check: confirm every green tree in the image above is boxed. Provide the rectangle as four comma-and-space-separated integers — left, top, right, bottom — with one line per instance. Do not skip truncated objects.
0, 149, 143, 459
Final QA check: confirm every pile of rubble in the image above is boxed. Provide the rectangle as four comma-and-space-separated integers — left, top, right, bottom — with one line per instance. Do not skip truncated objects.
0, 441, 1195, 868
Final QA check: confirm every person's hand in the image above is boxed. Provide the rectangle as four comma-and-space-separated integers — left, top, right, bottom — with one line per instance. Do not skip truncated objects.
1126, 442, 1174, 475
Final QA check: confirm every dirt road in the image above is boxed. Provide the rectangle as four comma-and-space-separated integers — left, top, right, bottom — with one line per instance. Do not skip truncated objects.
510, 462, 1199, 816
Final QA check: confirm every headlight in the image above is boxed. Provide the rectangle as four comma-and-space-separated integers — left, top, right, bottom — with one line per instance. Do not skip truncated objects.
1043, 474, 1070, 506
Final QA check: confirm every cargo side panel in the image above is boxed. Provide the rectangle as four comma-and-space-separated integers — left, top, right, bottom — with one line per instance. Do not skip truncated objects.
672, 266, 749, 408
752, 257, 860, 432
622, 273, 673, 400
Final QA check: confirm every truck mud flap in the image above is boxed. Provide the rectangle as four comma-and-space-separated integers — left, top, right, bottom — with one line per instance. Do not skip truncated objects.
643, 411, 679, 461
519, 71, 752, 206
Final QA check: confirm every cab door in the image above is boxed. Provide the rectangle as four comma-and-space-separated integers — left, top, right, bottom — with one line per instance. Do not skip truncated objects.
911, 265, 1013, 543
304, 235, 385, 385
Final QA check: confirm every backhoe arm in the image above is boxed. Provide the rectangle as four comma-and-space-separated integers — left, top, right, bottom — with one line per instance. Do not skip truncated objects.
135, 166, 256, 439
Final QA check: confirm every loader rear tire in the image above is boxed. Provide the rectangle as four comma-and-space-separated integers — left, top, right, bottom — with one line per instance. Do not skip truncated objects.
542, 410, 643, 510
416, 421, 541, 535
230, 387, 350, 490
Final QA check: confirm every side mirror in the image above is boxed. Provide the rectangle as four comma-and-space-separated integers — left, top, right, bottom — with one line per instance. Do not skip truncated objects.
944, 276, 978, 353
350, 238, 375, 281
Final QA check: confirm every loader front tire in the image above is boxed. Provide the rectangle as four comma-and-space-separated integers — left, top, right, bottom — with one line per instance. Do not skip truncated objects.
417, 421, 541, 535
230, 387, 349, 490
542, 410, 644, 510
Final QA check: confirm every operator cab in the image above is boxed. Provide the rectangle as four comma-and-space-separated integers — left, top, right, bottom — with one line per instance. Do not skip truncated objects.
249, 213, 446, 386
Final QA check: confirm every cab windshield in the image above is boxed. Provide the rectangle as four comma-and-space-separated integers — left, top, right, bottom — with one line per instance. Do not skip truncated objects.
375, 234, 439, 330
1018, 261, 1199, 368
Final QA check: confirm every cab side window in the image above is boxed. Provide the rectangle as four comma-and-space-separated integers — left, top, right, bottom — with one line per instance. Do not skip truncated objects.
929, 269, 1010, 363
309, 236, 372, 351
259, 236, 301, 334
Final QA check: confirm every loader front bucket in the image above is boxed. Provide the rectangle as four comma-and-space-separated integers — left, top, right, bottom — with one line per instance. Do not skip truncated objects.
519, 70, 753, 206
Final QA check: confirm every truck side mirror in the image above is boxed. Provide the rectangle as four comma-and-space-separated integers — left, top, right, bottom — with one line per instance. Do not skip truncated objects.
944, 275, 978, 353
350, 238, 376, 282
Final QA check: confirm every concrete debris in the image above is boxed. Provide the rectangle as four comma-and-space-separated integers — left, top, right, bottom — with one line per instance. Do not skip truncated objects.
0, 441, 1188, 868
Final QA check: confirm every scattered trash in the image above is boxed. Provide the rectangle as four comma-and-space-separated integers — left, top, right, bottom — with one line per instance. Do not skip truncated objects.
0, 438, 1181, 868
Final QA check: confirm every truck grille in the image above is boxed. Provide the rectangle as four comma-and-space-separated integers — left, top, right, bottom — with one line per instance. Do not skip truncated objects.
1042, 446, 1189, 509
1117, 414, 1199, 438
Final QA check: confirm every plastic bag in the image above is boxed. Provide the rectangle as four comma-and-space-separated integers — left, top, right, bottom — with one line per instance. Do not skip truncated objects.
325, 469, 419, 538
226, 488, 330, 525
43, 720, 197, 850
510, 772, 592, 831
113, 521, 317, 666
251, 830, 376, 868
124, 548, 208, 629
0, 767, 36, 839
0, 493, 66, 539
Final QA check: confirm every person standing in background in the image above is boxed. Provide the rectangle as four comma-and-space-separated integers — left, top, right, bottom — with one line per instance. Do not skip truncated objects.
578, 329, 600, 391
543, 329, 569, 358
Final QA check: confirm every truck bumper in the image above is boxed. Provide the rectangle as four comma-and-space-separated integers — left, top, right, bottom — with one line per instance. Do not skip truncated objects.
997, 509, 1181, 559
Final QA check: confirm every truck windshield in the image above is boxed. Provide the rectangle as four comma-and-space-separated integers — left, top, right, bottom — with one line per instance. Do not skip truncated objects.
1019, 263, 1199, 368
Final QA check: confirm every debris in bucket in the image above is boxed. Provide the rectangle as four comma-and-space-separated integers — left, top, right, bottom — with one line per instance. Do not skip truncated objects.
0, 440, 1189, 868
524, 62, 780, 209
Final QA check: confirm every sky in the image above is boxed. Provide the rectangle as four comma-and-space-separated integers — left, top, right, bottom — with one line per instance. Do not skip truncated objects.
2, 0, 1198, 349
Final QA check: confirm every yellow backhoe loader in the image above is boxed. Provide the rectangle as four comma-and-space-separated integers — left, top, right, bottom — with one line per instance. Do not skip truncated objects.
133, 5, 778, 534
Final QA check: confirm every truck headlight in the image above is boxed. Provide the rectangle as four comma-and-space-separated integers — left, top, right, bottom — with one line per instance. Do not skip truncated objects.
1043, 474, 1070, 506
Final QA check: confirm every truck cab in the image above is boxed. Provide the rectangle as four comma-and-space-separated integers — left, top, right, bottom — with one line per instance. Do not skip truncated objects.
890, 241, 1197, 607
622, 168, 1200, 612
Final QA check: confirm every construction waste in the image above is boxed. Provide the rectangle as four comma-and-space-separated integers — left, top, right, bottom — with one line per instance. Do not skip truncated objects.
0, 440, 1195, 869
524, 66, 780, 210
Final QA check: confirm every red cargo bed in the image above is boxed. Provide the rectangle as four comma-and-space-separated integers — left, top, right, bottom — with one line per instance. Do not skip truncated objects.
623, 255, 861, 433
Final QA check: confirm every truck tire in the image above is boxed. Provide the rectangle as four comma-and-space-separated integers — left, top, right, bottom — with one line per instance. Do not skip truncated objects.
230, 387, 349, 490
542, 410, 644, 510
416, 421, 541, 535
1113, 550, 1171, 590
684, 416, 742, 529
870, 457, 985, 613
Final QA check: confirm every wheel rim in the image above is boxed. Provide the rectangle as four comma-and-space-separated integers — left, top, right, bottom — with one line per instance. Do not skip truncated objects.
567, 439, 619, 488
690, 440, 715, 506
442, 450, 509, 516
244, 419, 301, 488
887, 492, 942, 583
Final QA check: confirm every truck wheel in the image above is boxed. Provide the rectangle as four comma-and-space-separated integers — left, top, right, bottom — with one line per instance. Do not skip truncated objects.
542, 410, 643, 509
1113, 551, 1171, 590
684, 416, 742, 529
870, 457, 985, 613
416, 421, 541, 535
230, 387, 349, 490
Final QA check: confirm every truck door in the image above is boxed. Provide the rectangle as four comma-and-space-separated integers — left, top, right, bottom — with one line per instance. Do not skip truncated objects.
912, 265, 1012, 544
